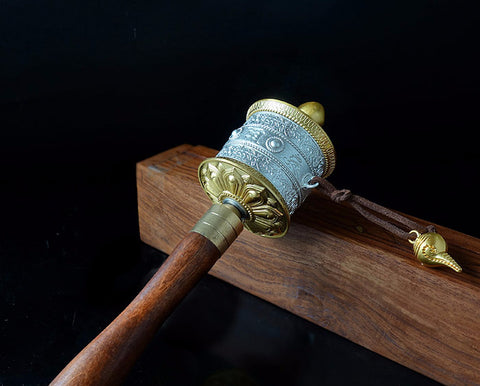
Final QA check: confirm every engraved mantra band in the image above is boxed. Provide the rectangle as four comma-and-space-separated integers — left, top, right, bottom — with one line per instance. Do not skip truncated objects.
217, 111, 326, 214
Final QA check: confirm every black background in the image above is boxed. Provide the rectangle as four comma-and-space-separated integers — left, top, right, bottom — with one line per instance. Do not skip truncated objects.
1, 1, 479, 385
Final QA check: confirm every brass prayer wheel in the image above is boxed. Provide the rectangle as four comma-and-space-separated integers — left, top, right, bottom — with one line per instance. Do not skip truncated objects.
52, 98, 336, 386
51, 97, 464, 386
197, 99, 335, 238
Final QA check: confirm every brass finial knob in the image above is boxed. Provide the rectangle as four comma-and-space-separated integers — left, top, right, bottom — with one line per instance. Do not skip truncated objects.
298, 101, 325, 126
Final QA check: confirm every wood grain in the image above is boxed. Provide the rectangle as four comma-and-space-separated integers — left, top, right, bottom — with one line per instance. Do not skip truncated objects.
137, 144, 480, 385
51, 231, 221, 386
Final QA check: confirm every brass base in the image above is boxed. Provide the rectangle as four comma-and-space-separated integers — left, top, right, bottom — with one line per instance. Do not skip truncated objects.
198, 157, 290, 237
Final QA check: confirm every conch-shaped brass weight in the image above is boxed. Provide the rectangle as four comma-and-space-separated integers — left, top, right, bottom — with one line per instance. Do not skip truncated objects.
409, 231, 462, 272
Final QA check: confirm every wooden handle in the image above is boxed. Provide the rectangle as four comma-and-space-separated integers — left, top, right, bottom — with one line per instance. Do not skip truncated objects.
51, 232, 221, 386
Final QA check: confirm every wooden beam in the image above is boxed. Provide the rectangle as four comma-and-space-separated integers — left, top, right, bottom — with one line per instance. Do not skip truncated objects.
137, 144, 480, 385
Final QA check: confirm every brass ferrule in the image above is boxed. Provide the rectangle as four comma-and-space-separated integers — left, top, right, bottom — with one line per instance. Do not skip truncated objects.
191, 203, 243, 254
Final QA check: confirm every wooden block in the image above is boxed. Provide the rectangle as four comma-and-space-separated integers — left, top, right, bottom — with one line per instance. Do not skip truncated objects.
137, 144, 480, 385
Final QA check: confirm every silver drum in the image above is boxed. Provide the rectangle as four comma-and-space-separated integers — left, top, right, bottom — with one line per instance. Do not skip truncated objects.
216, 111, 326, 214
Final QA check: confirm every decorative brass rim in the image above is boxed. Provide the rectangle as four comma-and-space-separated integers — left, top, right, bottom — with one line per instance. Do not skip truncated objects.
246, 98, 336, 178
198, 157, 290, 238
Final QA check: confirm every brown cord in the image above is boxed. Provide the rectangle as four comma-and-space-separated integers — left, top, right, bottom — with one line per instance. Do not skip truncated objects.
310, 177, 436, 240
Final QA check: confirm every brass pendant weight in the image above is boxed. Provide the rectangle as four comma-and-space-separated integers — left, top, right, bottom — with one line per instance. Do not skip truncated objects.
409, 231, 462, 272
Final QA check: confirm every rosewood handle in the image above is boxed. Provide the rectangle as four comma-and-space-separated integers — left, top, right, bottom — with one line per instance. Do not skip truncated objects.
51, 232, 221, 386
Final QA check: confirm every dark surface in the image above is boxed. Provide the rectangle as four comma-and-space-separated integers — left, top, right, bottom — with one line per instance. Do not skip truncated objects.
0, 1, 479, 385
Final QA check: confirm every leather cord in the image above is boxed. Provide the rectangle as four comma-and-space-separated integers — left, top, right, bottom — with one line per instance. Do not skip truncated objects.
310, 177, 436, 240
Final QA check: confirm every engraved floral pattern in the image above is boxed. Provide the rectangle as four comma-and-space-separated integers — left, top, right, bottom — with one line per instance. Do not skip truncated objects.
199, 159, 288, 237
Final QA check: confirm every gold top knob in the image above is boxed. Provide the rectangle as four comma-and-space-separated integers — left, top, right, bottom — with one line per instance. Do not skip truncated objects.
298, 101, 325, 126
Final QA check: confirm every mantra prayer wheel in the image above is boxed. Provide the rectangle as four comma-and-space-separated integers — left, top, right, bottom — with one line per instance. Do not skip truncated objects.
51, 99, 335, 385
51, 98, 463, 385
51, 98, 466, 386
197, 99, 335, 241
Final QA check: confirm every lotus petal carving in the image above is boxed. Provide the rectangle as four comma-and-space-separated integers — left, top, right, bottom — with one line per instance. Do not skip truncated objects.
199, 158, 289, 237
